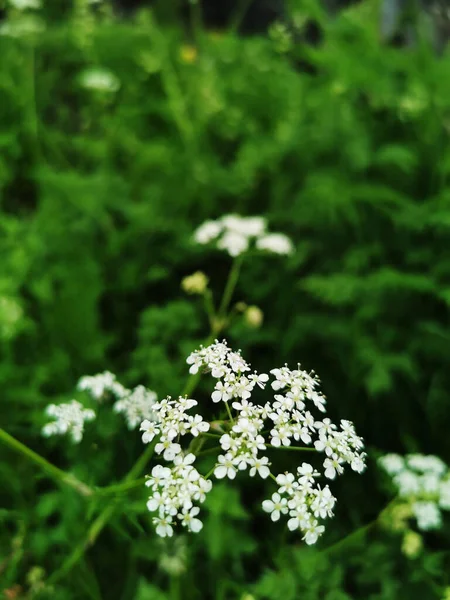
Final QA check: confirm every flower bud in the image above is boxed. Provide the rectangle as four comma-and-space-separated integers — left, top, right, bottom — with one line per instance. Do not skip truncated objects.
244, 306, 263, 328
401, 530, 422, 559
181, 272, 209, 295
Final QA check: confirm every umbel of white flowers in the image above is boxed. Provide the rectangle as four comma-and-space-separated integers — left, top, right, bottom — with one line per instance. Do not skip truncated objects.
42, 373, 158, 442
193, 215, 294, 257
379, 453, 450, 531
140, 340, 366, 544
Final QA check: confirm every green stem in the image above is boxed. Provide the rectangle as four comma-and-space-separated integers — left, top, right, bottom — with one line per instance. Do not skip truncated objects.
323, 498, 398, 557
229, 0, 253, 33
218, 256, 243, 320
94, 477, 147, 496
224, 401, 234, 425
266, 444, 316, 452
0, 428, 93, 497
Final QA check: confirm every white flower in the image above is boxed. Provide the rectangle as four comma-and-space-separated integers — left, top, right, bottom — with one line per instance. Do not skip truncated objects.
79, 68, 120, 93
412, 501, 442, 531
114, 385, 158, 429
378, 454, 405, 475
303, 520, 325, 545
188, 414, 210, 437
179, 506, 203, 533
439, 480, 450, 510
256, 233, 293, 255
153, 516, 174, 538
276, 472, 297, 494
249, 456, 271, 479
262, 493, 288, 522
214, 454, 237, 480
77, 371, 126, 401
155, 440, 182, 461
42, 400, 95, 443
297, 462, 319, 486
217, 231, 249, 257
8, 0, 41, 9
140, 419, 160, 444
323, 457, 344, 480
193, 220, 222, 244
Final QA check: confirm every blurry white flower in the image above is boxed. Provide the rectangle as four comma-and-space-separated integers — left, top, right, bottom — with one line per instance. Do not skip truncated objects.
42, 400, 95, 443
77, 371, 126, 401
113, 385, 158, 429
412, 501, 442, 531
8, 0, 41, 9
193, 214, 293, 258
256, 233, 294, 255
79, 68, 120, 93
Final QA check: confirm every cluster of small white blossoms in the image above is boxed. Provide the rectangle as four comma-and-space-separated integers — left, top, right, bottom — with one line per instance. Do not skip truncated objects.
379, 453, 450, 531
183, 340, 366, 545
140, 397, 212, 537
43, 373, 159, 442
77, 372, 158, 430
42, 401, 95, 444
193, 215, 294, 257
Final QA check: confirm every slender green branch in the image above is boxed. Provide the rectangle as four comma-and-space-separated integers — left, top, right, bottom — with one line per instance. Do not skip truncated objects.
266, 444, 316, 452
200, 432, 223, 439
224, 401, 234, 425
94, 478, 147, 496
0, 428, 93, 497
218, 255, 244, 319
323, 498, 398, 557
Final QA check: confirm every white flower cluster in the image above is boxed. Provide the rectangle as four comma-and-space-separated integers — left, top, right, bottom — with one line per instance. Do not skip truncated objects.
193, 215, 294, 257
182, 340, 366, 545
268, 367, 366, 478
141, 396, 212, 537
42, 401, 95, 444
43, 373, 159, 443
79, 68, 120, 93
113, 385, 158, 430
78, 372, 158, 431
77, 371, 126, 401
379, 453, 450, 531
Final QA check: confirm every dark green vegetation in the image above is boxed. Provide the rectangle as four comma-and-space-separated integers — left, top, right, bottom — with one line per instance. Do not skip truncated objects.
1, 0, 450, 598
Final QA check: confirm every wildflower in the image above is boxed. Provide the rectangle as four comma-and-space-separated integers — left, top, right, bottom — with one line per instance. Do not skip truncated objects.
193, 214, 293, 258
401, 530, 422, 558
113, 385, 158, 429
79, 68, 120, 93
244, 306, 263, 328
42, 401, 95, 443
181, 271, 209, 295
77, 371, 126, 401
179, 45, 198, 64
262, 493, 288, 521
256, 233, 294, 255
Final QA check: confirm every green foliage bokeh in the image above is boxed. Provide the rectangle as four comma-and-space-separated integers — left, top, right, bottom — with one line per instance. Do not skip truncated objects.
1, 0, 450, 598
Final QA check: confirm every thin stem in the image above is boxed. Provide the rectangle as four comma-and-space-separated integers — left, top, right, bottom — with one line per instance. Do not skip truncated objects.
229, 0, 253, 33
200, 432, 222, 439
197, 446, 220, 457
203, 289, 216, 331
323, 498, 398, 557
0, 428, 93, 497
94, 478, 147, 496
266, 444, 316, 452
224, 401, 234, 425
218, 256, 243, 320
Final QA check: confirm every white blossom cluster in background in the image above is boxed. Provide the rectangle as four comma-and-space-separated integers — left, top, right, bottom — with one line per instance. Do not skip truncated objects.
142, 340, 366, 543
42, 401, 95, 444
42, 373, 159, 442
140, 397, 212, 536
193, 215, 294, 257
379, 453, 450, 531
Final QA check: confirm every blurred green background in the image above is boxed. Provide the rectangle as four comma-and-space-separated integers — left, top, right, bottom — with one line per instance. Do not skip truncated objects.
1, 0, 450, 598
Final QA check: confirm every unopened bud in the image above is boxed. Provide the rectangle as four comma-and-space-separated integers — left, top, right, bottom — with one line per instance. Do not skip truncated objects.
244, 306, 263, 328
181, 272, 208, 295
401, 530, 422, 559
